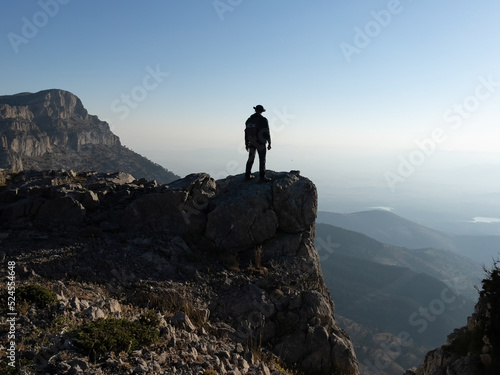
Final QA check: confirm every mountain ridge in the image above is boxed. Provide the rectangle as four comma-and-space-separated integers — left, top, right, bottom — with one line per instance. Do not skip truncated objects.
314, 222, 480, 374
0, 89, 179, 183
315, 223, 482, 298
317, 210, 500, 266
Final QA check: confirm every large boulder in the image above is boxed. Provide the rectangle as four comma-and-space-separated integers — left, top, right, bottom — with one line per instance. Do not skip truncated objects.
205, 170, 316, 251
115, 173, 216, 235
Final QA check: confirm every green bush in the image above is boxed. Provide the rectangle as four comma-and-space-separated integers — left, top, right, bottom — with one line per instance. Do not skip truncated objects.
480, 260, 500, 350
17, 284, 57, 308
73, 317, 159, 357
447, 260, 500, 359
447, 326, 484, 356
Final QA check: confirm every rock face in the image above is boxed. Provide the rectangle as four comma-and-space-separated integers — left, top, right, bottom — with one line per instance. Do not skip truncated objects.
0, 89, 178, 183
0, 169, 360, 374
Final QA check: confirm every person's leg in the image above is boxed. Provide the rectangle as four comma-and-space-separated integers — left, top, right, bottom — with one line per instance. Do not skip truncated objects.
257, 144, 267, 179
245, 147, 257, 179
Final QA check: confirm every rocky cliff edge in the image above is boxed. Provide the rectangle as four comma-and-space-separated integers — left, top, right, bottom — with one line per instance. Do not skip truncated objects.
0, 169, 359, 375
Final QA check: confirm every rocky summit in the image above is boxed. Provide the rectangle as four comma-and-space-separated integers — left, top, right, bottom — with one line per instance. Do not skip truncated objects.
0, 89, 178, 183
0, 169, 360, 375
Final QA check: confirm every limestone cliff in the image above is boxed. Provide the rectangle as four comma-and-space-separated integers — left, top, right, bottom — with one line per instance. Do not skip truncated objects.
0, 89, 178, 183
0, 169, 360, 374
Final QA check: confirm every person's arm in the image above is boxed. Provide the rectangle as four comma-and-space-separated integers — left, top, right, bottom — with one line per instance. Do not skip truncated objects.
264, 118, 271, 149
245, 117, 251, 150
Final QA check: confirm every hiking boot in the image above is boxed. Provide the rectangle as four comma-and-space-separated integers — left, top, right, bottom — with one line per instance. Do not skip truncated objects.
245, 174, 255, 181
259, 176, 272, 183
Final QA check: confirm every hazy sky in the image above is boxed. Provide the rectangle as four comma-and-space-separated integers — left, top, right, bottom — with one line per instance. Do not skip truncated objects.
2, 1, 500, 228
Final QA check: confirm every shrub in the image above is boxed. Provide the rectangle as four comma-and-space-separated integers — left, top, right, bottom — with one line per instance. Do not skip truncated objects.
17, 284, 57, 308
446, 326, 484, 356
73, 317, 159, 357
480, 260, 500, 350
447, 260, 500, 360
128, 287, 206, 327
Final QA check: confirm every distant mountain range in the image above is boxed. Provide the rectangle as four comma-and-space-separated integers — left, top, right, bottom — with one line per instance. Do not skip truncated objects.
315, 223, 482, 299
320, 209, 500, 374
0, 89, 179, 183
317, 210, 500, 266
315, 217, 484, 374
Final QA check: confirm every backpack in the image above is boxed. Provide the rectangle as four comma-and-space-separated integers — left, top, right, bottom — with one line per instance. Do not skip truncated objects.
245, 120, 258, 141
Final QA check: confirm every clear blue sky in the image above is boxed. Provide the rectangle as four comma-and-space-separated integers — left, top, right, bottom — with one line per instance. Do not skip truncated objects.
2, 1, 500, 225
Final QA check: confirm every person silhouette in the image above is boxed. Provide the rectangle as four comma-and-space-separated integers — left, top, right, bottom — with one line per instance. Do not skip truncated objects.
245, 105, 272, 182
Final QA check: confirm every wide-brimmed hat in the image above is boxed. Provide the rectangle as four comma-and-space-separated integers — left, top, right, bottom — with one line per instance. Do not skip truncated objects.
253, 105, 266, 112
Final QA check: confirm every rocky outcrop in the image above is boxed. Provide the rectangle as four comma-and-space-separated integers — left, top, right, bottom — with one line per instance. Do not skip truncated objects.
0, 89, 178, 183
0, 169, 360, 374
